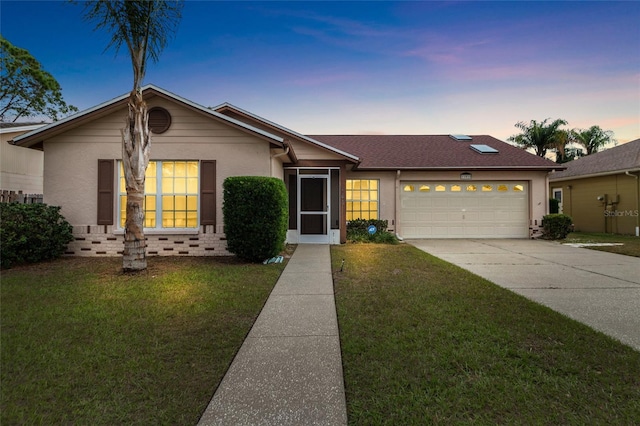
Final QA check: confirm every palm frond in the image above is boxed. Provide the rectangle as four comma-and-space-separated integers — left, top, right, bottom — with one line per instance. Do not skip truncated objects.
571, 126, 616, 155
507, 118, 568, 157
82, 0, 183, 89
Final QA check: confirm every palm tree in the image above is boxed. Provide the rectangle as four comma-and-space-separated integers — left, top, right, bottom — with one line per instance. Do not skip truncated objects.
82, 0, 183, 271
551, 128, 572, 163
571, 125, 615, 155
507, 118, 568, 158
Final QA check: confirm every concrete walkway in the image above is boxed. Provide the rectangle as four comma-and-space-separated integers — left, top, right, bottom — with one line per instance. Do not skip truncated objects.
410, 239, 640, 351
198, 245, 347, 425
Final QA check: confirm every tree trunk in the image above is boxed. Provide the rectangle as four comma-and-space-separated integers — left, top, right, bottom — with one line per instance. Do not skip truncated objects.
122, 90, 150, 272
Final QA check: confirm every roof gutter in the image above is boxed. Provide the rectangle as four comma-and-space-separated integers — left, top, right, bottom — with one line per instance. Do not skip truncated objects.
351, 166, 561, 172
271, 142, 289, 160
550, 168, 640, 182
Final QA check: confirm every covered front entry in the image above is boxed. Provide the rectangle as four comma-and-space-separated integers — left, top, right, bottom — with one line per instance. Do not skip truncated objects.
285, 168, 341, 244
299, 173, 329, 243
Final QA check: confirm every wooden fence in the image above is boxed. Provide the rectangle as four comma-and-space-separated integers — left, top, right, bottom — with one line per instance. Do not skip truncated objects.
0, 190, 43, 204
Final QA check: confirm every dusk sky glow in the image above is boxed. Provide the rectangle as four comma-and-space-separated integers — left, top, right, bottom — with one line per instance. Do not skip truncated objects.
2, 1, 639, 143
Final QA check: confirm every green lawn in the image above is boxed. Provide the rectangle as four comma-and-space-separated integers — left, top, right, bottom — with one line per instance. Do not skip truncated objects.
5, 246, 639, 425
562, 232, 640, 257
1, 256, 285, 425
332, 244, 640, 425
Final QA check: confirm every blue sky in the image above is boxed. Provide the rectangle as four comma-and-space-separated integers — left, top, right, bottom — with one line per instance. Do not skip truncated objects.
2, 1, 639, 142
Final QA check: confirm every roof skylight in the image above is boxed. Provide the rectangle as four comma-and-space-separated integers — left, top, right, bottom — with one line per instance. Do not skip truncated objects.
470, 144, 499, 154
450, 134, 473, 141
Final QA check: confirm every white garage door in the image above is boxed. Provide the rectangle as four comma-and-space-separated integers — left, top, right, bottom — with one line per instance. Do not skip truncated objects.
400, 181, 529, 238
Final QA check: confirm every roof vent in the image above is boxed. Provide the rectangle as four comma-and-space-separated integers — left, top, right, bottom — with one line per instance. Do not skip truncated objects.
148, 107, 171, 134
450, 134, 472, 141
470, 144, 498, 154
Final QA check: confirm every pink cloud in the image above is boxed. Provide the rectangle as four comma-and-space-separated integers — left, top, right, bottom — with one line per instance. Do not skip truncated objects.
403, 36, 492, 66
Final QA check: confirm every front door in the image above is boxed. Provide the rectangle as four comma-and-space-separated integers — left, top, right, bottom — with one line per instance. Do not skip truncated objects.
299, 174, 330, 243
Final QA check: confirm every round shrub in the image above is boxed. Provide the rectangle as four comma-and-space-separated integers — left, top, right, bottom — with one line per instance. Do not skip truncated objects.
0, 203, 74, 268
542, 213, 573, 240
346, 218, 398, 244
223, 176, 288, 262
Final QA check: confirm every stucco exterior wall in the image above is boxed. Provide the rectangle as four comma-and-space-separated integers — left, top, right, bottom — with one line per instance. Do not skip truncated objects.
344, 170, 397, 230
1, 130, 44, 193
44, 97, 273, 227
345, 169, 550, 237
551, 173, 640, 234
42, 96, 281, 256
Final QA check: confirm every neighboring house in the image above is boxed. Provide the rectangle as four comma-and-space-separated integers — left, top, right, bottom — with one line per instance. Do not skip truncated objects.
1, 123, 46, 194
12, 85, 562, 256
549, 139, 640, 236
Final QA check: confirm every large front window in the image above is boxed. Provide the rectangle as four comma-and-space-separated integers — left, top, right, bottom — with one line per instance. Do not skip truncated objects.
346, 179, 379, 220
119, 160, 199, 229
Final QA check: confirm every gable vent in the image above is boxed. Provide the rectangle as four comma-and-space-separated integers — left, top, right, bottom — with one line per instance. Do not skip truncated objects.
148, 107, 171, 134
450, 134, 472, 141
470, 144, 498, 154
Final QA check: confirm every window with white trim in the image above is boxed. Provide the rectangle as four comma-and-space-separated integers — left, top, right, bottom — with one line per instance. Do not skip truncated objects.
119, 160, 199, 229
346, 179, 379, 220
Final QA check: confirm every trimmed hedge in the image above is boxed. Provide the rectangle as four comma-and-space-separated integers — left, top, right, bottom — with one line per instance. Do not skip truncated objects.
0, 203, 73, 269
223, 176, 288, 262
346, 218, 398, 244
542, 213, 573, 240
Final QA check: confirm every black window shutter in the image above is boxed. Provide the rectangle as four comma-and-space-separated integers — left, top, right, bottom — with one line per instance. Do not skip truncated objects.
97, 159, 114, 225
200, 160, 216, 226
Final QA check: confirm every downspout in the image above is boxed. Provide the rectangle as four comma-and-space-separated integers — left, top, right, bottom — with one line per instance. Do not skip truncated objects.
270, 143, 290, 176
395, 170, 404, 241
625, 170, 639, 237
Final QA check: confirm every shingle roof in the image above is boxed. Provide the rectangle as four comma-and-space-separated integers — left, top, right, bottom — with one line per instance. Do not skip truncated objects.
307, 135, 562, 170
0, 122, 47, 129
0, 123, 46, 134
214, 103, 359, 162
549, 139, 640, 181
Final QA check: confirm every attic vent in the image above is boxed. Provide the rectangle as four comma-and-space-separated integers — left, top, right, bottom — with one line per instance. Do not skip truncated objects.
450, 134, 472, 141
148, 107, 171, 134
470, 144, 498, 154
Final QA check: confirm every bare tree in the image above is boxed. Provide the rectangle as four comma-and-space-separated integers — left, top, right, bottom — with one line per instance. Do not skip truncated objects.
82, 0, 183, 271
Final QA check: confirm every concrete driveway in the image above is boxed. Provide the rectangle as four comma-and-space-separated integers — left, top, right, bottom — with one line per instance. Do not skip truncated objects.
409, 239, 640, 352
